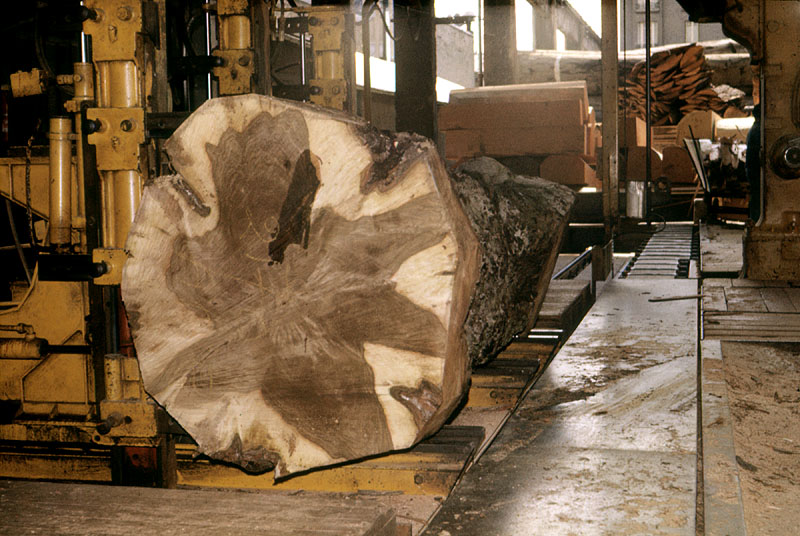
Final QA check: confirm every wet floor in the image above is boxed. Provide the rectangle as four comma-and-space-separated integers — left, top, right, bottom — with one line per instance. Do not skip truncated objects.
425, 279, 699, 535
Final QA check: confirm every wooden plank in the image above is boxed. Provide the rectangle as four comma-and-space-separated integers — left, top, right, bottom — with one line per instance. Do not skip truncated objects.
620, 116, 646, 147
479, 126, 587, 156
539, 154, 597, 187
722, 287, 768, 312
702, 285, 728, 312
676, 110, 720, 142
444, 129, 481, 159
704, 312, 800, 327
449, 81, 588, 105
625, 146, 663, 180
438, 99, 584, 130
661, 145, 696, 183
759, 288, 796, 313
785, 288, 800, 311
0, 480, 397, 536
729, 279, 788, 287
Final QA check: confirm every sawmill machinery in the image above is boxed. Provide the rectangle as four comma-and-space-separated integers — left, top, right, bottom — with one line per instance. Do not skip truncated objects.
0, 0, 358, 486
677, 0, 800, 279
3, 0, 799, 489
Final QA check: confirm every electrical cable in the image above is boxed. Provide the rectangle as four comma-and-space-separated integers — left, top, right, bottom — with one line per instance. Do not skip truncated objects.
375, 2, 396, 41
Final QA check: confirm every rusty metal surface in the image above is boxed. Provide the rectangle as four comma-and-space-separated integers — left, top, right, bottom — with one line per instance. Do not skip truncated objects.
177, 425, 484, 497
425, 279, 698, 535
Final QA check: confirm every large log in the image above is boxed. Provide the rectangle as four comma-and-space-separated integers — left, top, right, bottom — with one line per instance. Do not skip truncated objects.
121, 95, 573, 476
452, 158, 574, 366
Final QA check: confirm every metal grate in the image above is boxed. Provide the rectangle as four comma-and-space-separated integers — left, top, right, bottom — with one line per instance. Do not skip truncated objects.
622, 224, 698, 278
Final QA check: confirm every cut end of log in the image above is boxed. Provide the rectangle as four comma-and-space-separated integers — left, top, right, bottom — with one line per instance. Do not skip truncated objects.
122, 95, 478, 475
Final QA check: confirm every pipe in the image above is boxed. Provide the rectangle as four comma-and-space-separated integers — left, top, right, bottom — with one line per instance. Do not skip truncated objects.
205, 0, 214, 100
110, 169, 142, 248
48, 117, 73, 246
362, 1, 373, 122
644, 1, 652, 223
73, 62, 95, 242
0, 338, 45, 359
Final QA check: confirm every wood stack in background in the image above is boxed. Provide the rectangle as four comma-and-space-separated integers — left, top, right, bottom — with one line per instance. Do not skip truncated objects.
440, 81, 600, 189
620, 44, 745, 126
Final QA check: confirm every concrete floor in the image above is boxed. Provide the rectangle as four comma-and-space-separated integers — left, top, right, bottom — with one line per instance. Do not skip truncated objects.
9, 225, 798, 535
425, 279, 699, 535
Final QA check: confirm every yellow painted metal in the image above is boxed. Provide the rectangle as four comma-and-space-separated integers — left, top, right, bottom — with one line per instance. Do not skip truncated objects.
103, 354, 145, 401
0, 451, 111, 482
0, 2, 163, 480
84, 0, 147, 250
466, 385, 523, 409
68, 62, 96, 247
92, 248, 127, 285
0, 338, 44, 359
0, 422, 96, 444
86, 108, 145, 171
177, 451, 466, 496
307, 7, 355, 112
105, 169, 143, 247
214, 0, 254, 95
0, 361, 37, 400
0, 278, 88, 346
0, 274, 89, 407
0, 157, 51, 217
48, 118, 74, 246
732, 0, 800, 278
73, 63, 96, 100
9, 69, 46, 98
222, 14, 251, 49
22, 354, 93, 417
99, 400, 160, 438
83, 0, 142, 62
97, 354, 160, 439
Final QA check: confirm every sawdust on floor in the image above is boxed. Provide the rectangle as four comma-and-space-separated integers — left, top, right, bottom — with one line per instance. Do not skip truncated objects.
722, 341, 800, 535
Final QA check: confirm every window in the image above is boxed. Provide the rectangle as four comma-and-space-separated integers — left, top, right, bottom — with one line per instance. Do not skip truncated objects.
556, 29, 566, 51
637, 21, 659, 47
634, 0, 661, 13
685, 21, 699, 43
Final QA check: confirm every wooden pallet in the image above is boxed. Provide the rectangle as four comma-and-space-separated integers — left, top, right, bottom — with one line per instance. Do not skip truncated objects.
535, 279, 595, 334
467, 278, 594, 409
703, 279, 800, 341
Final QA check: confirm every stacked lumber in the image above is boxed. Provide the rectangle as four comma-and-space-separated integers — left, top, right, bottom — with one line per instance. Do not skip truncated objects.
620, 44, 741, 126
651, 125, 678, 152
539, 154, 600, 189
625, 146, 663, 181
440, 81, 599, 188
662, 145, 697, 184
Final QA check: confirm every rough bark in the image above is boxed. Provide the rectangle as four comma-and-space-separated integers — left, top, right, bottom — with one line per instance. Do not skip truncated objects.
452, 157, 575, 366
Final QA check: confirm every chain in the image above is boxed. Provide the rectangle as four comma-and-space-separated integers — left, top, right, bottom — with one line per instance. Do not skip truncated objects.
24, 130, 37, 252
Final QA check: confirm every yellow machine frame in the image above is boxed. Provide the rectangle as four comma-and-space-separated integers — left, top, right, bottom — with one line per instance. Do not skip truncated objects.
0, 0, 357, 487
